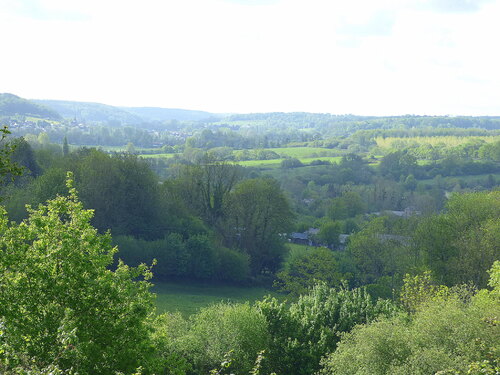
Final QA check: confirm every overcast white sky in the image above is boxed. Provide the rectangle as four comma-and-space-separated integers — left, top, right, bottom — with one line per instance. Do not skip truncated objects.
1, 0, 499, 115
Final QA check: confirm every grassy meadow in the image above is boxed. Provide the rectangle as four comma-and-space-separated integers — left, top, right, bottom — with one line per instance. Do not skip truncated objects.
138, 146, 344, 168
152, 280, 280, 317
237, 156, 342, 168
140, 152, 178, 159
267, 147, 339, 158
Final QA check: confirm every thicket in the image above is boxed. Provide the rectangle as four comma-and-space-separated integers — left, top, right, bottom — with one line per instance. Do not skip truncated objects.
114, 234, 250, 282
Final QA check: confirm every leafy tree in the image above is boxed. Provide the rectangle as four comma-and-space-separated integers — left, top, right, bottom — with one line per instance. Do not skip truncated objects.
0, 126, 23, 189
258, 283, 397, 375
327, 197, 348, 220
9, 137, 40, 178
62, 135, 69, 156
126, 141, 136, 154
77, 150, 166, 239
0, 174, 155, 374
403, 173, 417, 191
225, 177, 294, 274
379, 150, 417, 180
316, 220, 342, 247
414, 191, 500, 287
178, 303, 270, 375
176, 155, 242, 227
274, 247, 342, 296
319, 263, 500, 375
347, 216, 412, 287
280, 158, 303, 169
342, 191, 366, 217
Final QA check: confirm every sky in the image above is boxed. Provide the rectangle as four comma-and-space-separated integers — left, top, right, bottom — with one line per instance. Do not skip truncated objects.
1, 0, 499, 115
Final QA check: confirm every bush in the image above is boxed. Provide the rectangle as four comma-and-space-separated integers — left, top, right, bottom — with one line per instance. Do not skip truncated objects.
274, 247, 342, 296
0, 176, 155, 375
280, 158, 303, 168
114, 234, 250, 283
258, 283, 398, 375
178, 303, 270, 374
319, 263, 500, 375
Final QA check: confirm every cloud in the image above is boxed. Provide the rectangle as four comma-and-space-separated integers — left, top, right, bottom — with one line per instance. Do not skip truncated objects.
220, 0, 280, 5
337, 10, 396, 37
3, 0, 90, 21
422, 0, 494, 13
1, 0, 500, 114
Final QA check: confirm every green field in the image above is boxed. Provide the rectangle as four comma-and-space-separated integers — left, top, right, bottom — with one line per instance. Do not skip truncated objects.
152, 281, 280, 316
236, 156, 342, 168
267, 147, 339, 158
77, 145, 166, 153
139, 146, 341, 164
140, 153, 177, 159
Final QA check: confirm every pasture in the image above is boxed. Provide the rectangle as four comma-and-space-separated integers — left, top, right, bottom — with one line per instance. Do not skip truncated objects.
153, 281, 280, 316
267, 147, 339, 158
140, 152, 177, 159
236, 156, 343, 168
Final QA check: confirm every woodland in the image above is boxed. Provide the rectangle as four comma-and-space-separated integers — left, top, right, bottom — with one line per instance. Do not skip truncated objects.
0, 93, 498, 374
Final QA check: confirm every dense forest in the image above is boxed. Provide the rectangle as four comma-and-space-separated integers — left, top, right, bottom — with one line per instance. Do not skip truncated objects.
0, 95, 499, 374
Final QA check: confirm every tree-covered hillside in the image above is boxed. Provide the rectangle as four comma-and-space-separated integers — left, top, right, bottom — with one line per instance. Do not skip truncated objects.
33, 99, 143, 125
0, 93, 61, 120
122, 106, 218, 122
33, 99, 219, 125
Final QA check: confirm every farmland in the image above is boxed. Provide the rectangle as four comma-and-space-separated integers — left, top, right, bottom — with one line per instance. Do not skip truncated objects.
153, 281, 279, 317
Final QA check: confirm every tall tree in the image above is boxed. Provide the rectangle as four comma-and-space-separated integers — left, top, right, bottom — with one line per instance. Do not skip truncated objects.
414, 191, 500, 287
225, 177, 294, 273
62, 135, 69, 156
176, 154, 242, 227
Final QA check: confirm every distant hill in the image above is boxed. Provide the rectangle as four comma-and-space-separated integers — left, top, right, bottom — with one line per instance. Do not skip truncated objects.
121, 107, 218, 122
33, 99, 143, 125
32, 99, 219, 125
0, 93, 61, 120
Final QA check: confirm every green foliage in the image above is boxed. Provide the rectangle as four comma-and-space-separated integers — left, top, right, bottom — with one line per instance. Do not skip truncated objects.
0, 127, 23, 189
187, 303, 270, 374
327, 192, 366, 220
62, 136, 69, 156
148, 313, 192, 375
399, 271, 448, 313
162, 303, 270, 375
207, 350, 277, 375
225, 177, 294, 274
347, 216, 412, 286
280, 157, 303, 168
479, 139, 500, 161
175, 157, 242, 227
414, 191, 500, 287
0, 174, 155, 374
319, 266, 500, 375
258, 282, 398, 375
77, 150, 166, 239
152, 281, 278, 317
274, 247, 342, 296
114, 234, 250, 282
317, 221, 342, 247
9, 137, 40, 178
4, 149, 170, 239
0, 93, 61, 119
379, 150, 417, 180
